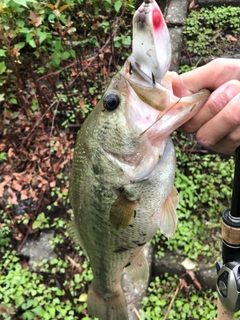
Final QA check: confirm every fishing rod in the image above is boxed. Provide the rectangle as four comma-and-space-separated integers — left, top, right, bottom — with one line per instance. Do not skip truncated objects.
216, 146, 240, 320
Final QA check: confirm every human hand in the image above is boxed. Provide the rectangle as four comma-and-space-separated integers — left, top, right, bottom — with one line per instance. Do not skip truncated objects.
172, 58, 240, 155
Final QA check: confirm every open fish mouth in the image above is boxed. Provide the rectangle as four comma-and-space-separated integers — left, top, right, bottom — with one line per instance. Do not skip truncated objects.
119, 0, 174, 113
121, 59, 174, 112
120, 0, 210, 129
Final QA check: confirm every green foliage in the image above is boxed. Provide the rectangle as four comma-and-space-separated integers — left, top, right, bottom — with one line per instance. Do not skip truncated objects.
0, 0, 134, 123
183, 6, 240, 55
141, 274, 240, 320
0, 211, 96, 319
1, 0, 75, 76
0, 251, 78, 319
141, 275, 218, 319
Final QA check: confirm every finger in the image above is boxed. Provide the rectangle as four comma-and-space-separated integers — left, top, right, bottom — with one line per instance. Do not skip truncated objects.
207, 126, 240, 155
173, 58, 240, 97
195, 92, 240, 151
182, 80, 240, 133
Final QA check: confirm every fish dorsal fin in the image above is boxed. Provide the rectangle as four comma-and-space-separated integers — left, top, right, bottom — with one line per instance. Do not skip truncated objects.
109, 195, 138, 230
158, 186, 179, 239
67, 220, 87, 256
124, 249, 149, 285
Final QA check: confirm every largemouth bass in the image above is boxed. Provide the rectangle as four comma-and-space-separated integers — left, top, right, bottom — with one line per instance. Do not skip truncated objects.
68, 1, 210, 319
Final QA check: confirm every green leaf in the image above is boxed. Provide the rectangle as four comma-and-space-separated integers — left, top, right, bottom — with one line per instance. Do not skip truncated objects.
0, 3, 6, 12
61, 51, 70, 60
48, 13, 56, 21
38, 32, 47, 44
32, 220, 42, 229
79, 293, 88, 302
15, 42, 26, 50
22, 310, 35, 320
114, 0, 122, 12
31, 305, 45, 316
191, 295, 199, 302
32, 212, 46, 229
16, 20, 25, 28
0, 62, 6, 75
122, 36, 131, 45
104, 1, 111, 12
28, 39, 36, 48
31, 99, 38, 112
12, 0, 37, 8
10, 97, 17, 104
26, 33, 34, 43
21, 299, 34, 310
0, 94, 5, 102
0, 49, 6, 57
37, 212, 45, 221
20, 28, 30, 34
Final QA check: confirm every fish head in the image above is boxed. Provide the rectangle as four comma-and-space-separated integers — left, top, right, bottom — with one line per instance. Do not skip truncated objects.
92, 71, 163, 177
90, 0, 210, 183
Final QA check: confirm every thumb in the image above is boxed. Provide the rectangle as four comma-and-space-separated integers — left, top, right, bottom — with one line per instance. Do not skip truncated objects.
172, 64, 214, 97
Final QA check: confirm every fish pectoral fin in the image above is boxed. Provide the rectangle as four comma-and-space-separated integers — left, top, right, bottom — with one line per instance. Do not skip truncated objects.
87, 283, 128, 320
109, 195, 138, 230
67, 220, 87, 256
125, 249, 149, 285
158, 186, 179, 239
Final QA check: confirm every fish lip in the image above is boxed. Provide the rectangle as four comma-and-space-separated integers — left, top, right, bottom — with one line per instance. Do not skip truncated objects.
127, 56, 154, 86
121, 59, 173, 113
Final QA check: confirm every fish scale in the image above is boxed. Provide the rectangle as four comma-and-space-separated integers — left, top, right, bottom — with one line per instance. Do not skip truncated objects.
68, 1, 210, 319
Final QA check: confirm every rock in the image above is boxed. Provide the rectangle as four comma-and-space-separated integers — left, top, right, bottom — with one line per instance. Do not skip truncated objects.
197, 266, 216, 289
165, 0, 189, 72
153, 250, 217, 290
20, 231, 57, 265
153, 250, 185, 277
169, 28, 184, 72
166, 0, 188, 25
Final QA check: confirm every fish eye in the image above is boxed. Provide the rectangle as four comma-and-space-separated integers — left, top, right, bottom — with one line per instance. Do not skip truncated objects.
103, 93, 120, 111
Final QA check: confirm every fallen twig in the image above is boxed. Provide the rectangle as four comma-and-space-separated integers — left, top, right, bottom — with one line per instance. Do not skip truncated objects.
21, 99, 59, 146
163, 285, 180, 320
133, 307, 142, 320
17, 229, 30, 252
